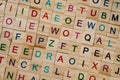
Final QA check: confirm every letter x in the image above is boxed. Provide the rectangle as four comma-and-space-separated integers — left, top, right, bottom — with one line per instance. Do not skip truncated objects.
92, 62, 98, 70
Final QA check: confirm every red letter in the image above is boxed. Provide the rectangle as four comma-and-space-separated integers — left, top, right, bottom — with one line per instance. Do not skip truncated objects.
68, 5, 73, 12
4, 31, 10, 38
31, 10, 38, 17
42, 12, 48, 19
26, 35, 32, 43
0, 56, 4, 64
29, 22, 35, 30
12, 46, 18, 54
63, 30, 69, 37
57, 55, 63, 63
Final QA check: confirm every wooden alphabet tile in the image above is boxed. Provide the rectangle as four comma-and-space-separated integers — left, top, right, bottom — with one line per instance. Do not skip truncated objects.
40, 9, 53, 23
35, 34, 48, 49
37, 21, 51, 36
5, 2, 18, 16
0, 14, 4, 26
0, 54, 7, 66
0, 66, 5, 79
54, 0, 66, 13
0, 39, 11, 55
13, 17, 27, 31
46, 37, 59, 51
16, 5, 30, 19
76, 4, 89, 19
28, 8, 41, 20
4, 67, 17, 80
1, 28, 13, 41
26, 19, 39, 33
42, 0, 55, 11
3, 15, 15, 29
0, 1, 6, 14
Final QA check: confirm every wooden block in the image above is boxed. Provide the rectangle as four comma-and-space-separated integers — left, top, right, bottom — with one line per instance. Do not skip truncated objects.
81, 30, 95, 45
40, 10, 52, 23
110, 77, 120, 80
8, 0, 19, 4
85, 19, 97, 32
112, 1, 120, 13
19, 0, 31, 6
1, 28, 13, 40
96, 21, 108, 36
41, 62, 54, 77
100, 0, 113, 10
55, 53, 67, 66
78, 0, 90, 5
12, 30, 25, 44
16, 70, 28, 80
6, 55, 19, 68
4, 67, 17, 80
65, 54, 78, 69
77, 57, 91, 72
43, 49, 56, 64
62, 15, 75, 28
28, 8, 41, 20
20, 45, 34, 60
54, 0, 66, 13
0, 54, 7, 66
40, 75, 62, 80
37, 21, 51, 36
9, 43, 23, 57
51, 12, 63, 25
110, 63, 120, 78
30, 0, 44, 9
49, 24, 61, 38
89, 59, 101, 74
89, 0, 101, 7
3, 15, 15, 29
27, 73, 40, 80
16, 5, 29, 19
46, 37, 59, 51
0, 1, 6, 14
104, 36, 118, 50
0, 39, 11, 55
35, 34, 48, 49
74, 17, 86, 31
71, 29, 83, 43
14, 17, 27, 31
26, 19, 38, 33
98, 74, 110, 80
60, 27, 73, 41
65, 3, 77, 16
18, 58, 31, 71
113, 51, 120, 64
79, 44, 92, 58
110, 11, 120, 25
99, 61, 113, 76
0, 66, 5, 79
24, 32, 36, 46
0, 14, 4, 26
87, 72, 99, 80
5, 2, 18, 16
57, 39, 81, 55
52, 65, 66, 79
102, 49, 115, 63
98, 9, 111, 23
76, 4, 88, 18
94, 34, 106, 48
31, 47, 45, 65
87, 7, 100, 20
91, 47, 103, 61
42, 0, 55, 10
